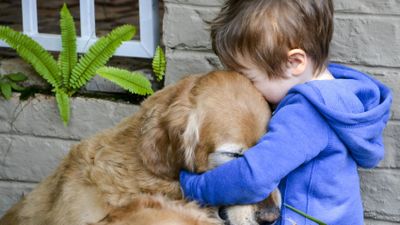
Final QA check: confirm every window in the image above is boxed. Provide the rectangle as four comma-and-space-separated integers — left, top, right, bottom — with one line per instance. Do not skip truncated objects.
0, 0, 160, 58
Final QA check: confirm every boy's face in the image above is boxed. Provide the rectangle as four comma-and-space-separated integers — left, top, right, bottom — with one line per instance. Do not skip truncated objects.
239, 66, 300, 106
237, 50, 323, 106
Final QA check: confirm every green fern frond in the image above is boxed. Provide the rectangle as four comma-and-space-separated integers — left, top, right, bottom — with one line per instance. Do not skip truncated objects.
55, 89, 70, 126
59, 3, 77, 89
0, 26, 61, 88
70, 25, 136, 89
152, 46, 166, 82
96, 67, 153, 95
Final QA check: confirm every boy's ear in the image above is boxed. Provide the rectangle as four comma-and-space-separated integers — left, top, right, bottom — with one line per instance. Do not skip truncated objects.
287, 49, 307, 76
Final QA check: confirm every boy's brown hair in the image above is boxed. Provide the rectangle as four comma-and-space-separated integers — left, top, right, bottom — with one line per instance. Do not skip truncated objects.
210, 0, 334, 79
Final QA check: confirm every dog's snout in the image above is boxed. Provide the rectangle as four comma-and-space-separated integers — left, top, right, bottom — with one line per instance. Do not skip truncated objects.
255, 206, 280, 225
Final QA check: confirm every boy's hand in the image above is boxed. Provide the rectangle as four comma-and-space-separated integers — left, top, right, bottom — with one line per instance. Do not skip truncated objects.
179, 170, 205, 204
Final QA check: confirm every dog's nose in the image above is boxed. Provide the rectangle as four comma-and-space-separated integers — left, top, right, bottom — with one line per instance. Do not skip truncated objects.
258, 222, 276, 225
255, 206, 280, 225
218, 206, 229, 221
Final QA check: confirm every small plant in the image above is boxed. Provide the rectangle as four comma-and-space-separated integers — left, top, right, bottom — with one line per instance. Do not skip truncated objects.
0, 4, 153, 125
96, 45, 166, 95
152, 46, 166, 82
0, 72, 27, 100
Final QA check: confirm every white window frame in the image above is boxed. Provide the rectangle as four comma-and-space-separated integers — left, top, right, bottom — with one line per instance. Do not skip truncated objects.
0, 0, 159, 58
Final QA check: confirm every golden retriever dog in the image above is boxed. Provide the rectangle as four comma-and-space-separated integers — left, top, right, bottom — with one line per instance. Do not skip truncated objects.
0, 71, 281, 225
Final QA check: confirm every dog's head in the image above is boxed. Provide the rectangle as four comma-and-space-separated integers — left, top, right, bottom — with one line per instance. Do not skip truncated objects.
139, 71, 280, 224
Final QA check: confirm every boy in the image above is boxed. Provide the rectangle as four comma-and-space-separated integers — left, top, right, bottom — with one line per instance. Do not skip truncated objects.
179, 0, 392, 224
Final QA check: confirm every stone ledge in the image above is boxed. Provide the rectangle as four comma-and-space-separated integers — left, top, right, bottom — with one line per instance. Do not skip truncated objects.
0, 58, 155, 94
0, 93, 140, 140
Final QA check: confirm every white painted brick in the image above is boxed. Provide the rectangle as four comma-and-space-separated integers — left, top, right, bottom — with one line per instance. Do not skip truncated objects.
164, 0, 400, 14
164, 0, 224, 7
165, 50, 223, 85
334, 0, 400, 15
360, 169, 400, 222
380, 122, 400, 169
331, 16, 400, 67
0, 181, 36, 217
0, 134, 75, 182
0, 94, 139, 140
163, 4, 219, 50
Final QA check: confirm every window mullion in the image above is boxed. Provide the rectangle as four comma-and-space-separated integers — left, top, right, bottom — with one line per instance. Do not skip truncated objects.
22, 0, 39, 35
139, 0, 159, 56
79, 0, 96, 39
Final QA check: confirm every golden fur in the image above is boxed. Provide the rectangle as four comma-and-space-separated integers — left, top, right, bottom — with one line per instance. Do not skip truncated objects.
90, 194, 218, 225
0, 71, 276, 225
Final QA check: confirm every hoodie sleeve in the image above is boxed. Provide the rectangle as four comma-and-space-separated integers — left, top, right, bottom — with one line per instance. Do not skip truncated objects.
180, 94, 330, 206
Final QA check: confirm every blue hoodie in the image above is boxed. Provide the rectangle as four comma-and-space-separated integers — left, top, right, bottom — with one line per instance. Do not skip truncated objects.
180, 64, 392, 225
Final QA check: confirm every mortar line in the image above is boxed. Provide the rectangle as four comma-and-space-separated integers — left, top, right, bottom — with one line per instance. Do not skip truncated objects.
335, 12, 400, 19
0, 131, 81, 142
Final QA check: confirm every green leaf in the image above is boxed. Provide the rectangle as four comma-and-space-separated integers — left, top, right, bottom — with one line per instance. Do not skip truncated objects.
284, 204, 327, 225
0, 26, 61, 88
152, 46, 166, 82
70, 25, 136, 89
0, 82, 12, 99
59, 3, 78, 89
10, 83, 25, 91
96, 67, 153, 95
5, 72, 28, 82
55, 90, 70, 126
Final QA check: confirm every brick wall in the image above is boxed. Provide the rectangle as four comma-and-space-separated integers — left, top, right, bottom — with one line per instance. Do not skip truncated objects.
163, 0, 400, 224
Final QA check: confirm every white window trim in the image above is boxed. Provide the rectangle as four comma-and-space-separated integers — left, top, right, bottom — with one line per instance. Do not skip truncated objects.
0, 0, 159, 58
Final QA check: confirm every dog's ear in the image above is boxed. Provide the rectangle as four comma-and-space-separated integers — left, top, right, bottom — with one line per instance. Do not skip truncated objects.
138, 77, 201, 178
164, 100, 200, 172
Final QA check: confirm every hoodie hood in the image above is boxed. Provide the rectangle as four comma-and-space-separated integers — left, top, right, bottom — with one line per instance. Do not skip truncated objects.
289, 64, 392, 168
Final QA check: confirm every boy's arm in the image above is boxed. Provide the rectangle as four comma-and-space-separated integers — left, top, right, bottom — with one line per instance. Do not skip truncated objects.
180, 95, 329, 206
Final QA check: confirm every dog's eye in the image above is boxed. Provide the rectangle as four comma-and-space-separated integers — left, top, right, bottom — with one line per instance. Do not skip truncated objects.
220, 152, 243, 158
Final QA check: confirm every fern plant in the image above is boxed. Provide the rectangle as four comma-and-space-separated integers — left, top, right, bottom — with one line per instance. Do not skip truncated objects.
152, 46, 166, 82
96, 45, 166, 96
0, 4, 153, 125
0, 72, 27, 100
